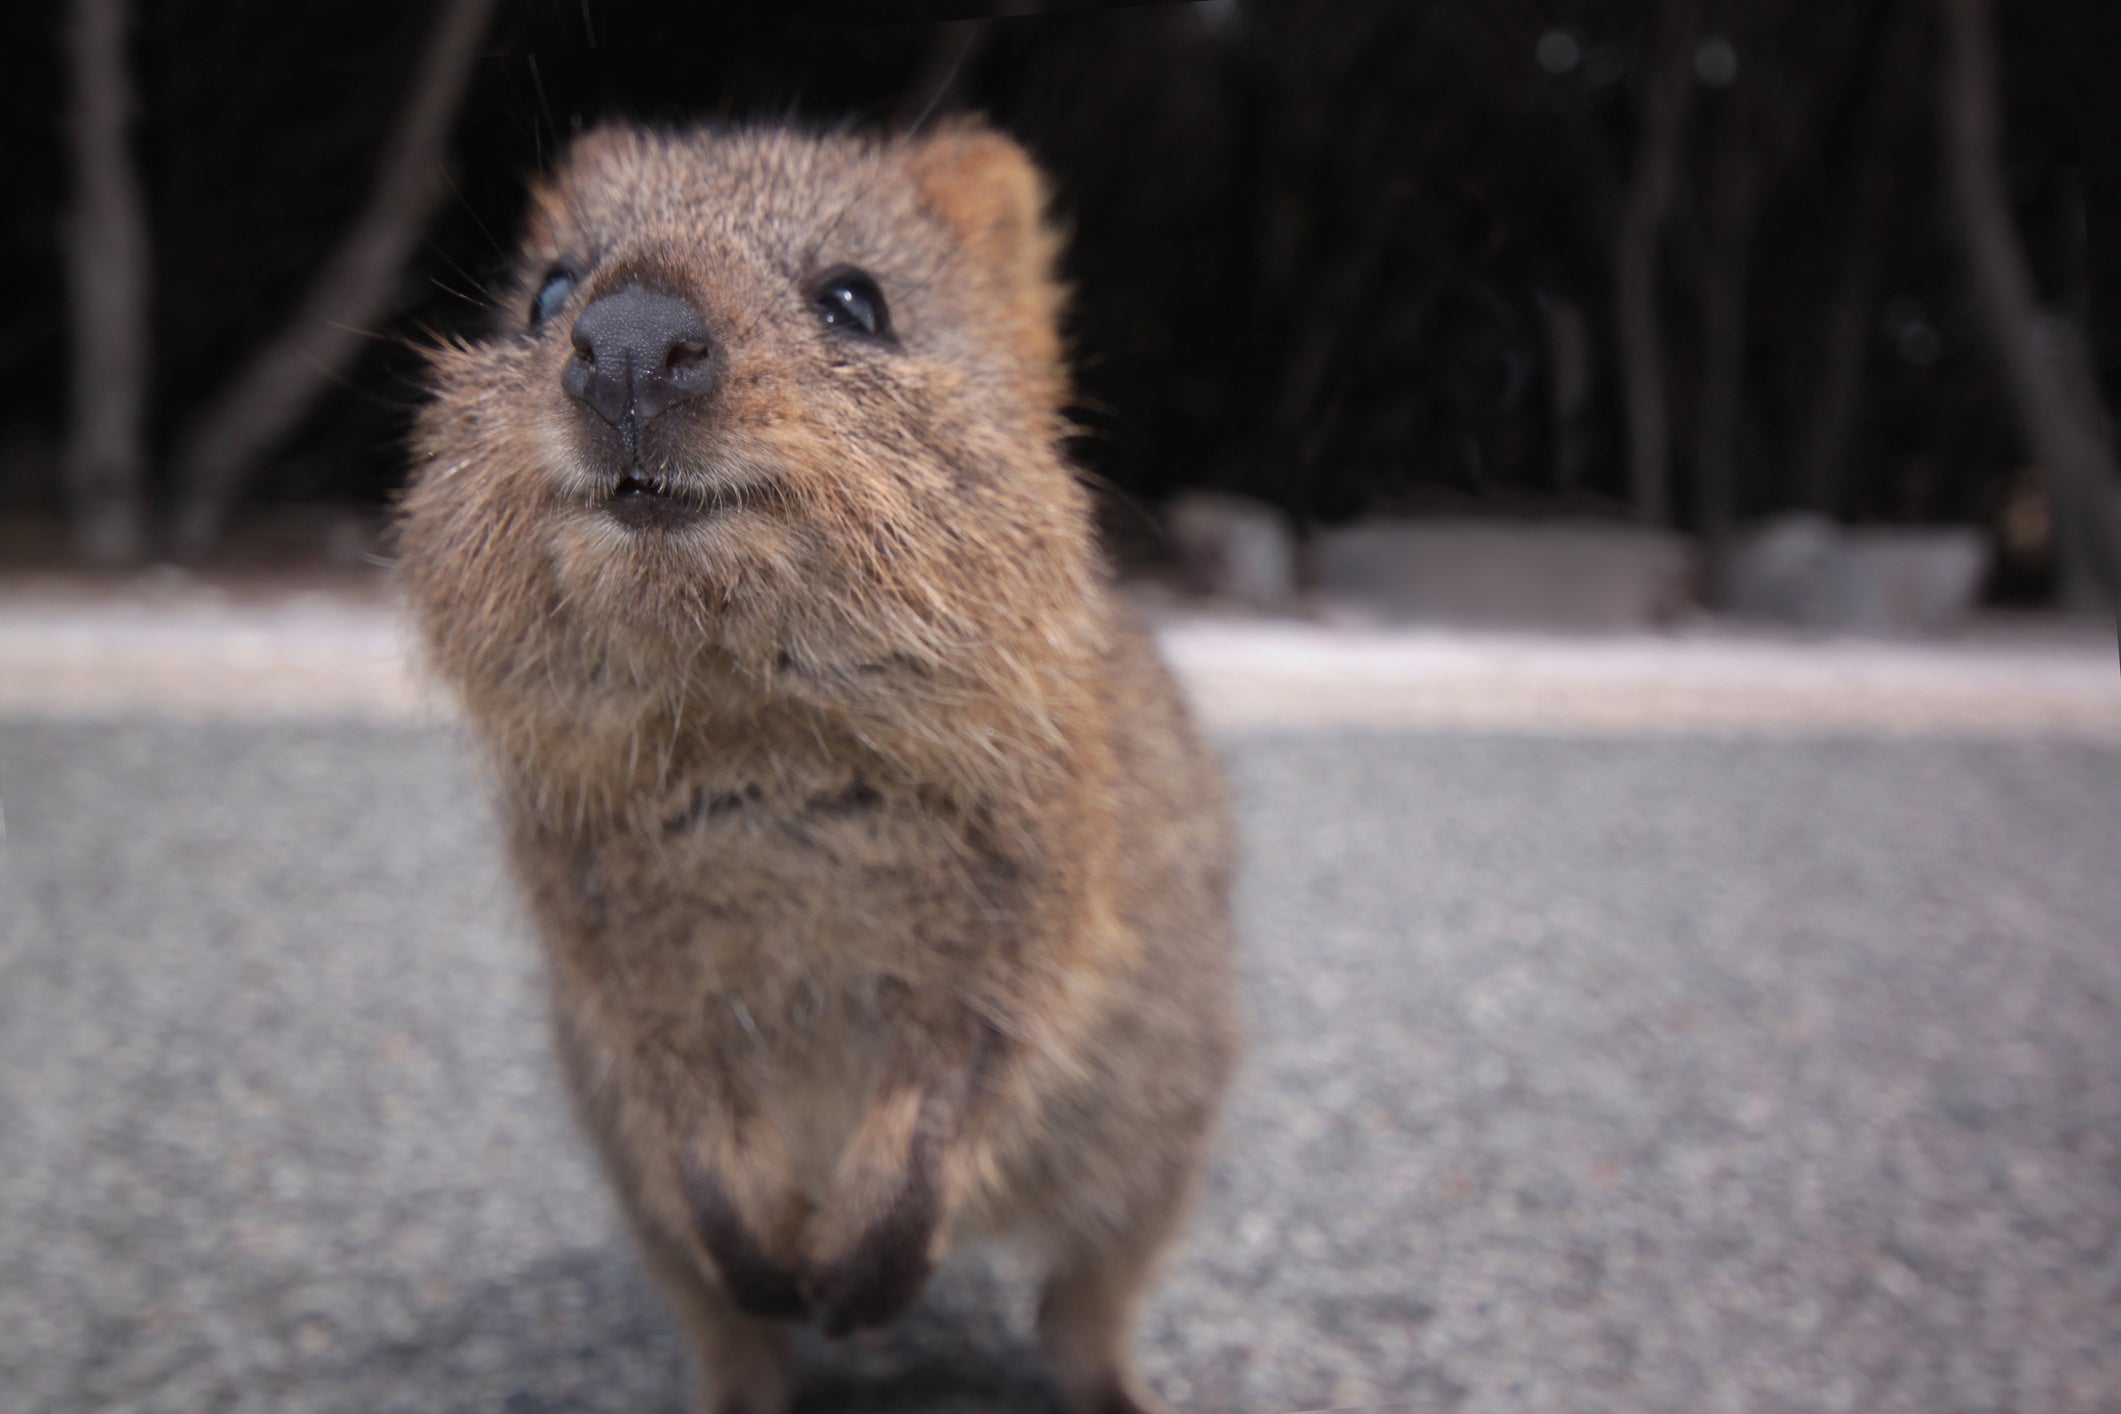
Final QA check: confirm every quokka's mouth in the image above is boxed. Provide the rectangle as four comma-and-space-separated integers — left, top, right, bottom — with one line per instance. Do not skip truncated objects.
602, 473, 780, 530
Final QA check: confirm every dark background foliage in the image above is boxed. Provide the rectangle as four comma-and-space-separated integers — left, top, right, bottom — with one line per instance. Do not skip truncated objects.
4, 0, 2116, 599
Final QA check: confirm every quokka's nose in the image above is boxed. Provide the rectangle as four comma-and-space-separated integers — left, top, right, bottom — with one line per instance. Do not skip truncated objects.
563, 285, 715, 428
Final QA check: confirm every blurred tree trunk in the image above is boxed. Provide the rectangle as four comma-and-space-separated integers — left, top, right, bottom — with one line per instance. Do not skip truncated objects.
2055, 0, 2121, 353
2057, 0, 2121, 608
1941, 0, 2121, 605
1542, 293, 1591, 493
169, 0, 495, 557
1691, 4, 1875, 556
1693, 153, 1751, 570
1613, 2, 1696, 527
61, 0, 149, 563
1799, 0, 1928, 517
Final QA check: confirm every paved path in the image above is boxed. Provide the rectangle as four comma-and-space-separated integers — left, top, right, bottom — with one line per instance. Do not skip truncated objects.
4, 612, 2120, 1411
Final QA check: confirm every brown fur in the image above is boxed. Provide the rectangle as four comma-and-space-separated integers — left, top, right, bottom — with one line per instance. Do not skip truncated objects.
396, 119, 1237, 1414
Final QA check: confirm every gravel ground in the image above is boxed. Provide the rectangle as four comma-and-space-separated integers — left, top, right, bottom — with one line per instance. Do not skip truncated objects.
4, 719, 2121, 1413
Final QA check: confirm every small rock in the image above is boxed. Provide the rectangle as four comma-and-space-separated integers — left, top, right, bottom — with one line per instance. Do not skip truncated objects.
1726, 514, 1991, 634
1722, 513, 1840, 624
1312, 517, 1696, 630
1166, 491, 1297, 610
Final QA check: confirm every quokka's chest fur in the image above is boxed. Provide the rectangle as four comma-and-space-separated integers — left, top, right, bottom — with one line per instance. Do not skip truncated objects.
528, 764, 1030, 988
524, 758, 1048, 1207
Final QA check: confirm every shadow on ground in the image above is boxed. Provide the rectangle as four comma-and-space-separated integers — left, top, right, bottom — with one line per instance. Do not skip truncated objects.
307, 1248, 1068, 1414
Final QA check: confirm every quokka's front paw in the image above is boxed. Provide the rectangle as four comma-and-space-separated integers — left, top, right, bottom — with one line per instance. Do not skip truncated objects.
799, 1164, 941, 1336
711, 1235, 810, 1323
681, 1158, 812, 1322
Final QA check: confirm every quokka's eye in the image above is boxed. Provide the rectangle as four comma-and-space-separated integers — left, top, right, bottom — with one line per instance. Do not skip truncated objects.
531, 266, 578, 329
812, 267, 892, 342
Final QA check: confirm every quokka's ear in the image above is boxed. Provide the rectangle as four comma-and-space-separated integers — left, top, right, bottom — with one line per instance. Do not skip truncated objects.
911, 117, 1069, 406
912, 117, 1051, 273
543, 122, 657, 200
522, 123, 649, 245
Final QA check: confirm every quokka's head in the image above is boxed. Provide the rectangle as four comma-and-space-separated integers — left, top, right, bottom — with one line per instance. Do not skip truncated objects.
398, 120, 1101, 715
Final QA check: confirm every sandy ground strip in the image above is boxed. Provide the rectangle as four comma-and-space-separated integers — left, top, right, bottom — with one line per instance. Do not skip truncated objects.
0, 588, 2113, 737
